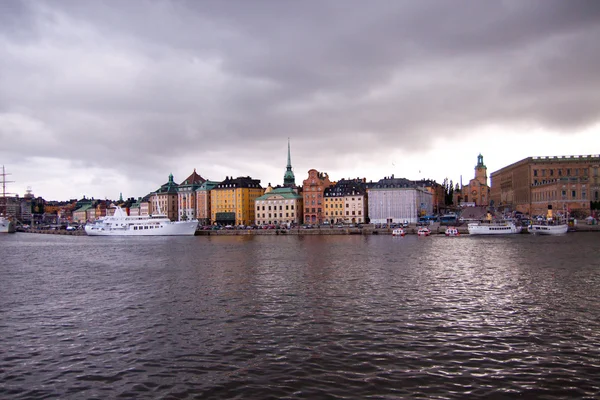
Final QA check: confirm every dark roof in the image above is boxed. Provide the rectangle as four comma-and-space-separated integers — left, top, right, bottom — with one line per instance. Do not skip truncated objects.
215, 176, 262, 189
372, 175, 417, 189
325, 178, 366, 197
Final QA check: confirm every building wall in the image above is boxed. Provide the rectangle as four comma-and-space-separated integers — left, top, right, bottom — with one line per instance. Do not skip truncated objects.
212, 186, 265, 226
152, 193, 178, 221
490, 155, 599, 216
324, 195, 344, 223
196, 190, 211, 225
368, 188, 433, 224
343, 194, 365, 223
178, 188, 196, 221
302, 169, 332, 224
255, 194, 302, 226
235, 187, 264, 225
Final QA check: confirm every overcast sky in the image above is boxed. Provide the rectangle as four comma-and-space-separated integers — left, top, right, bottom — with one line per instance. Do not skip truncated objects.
1, 0, 599, 201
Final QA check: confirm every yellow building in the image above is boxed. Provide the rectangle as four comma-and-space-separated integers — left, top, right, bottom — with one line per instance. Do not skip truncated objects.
211, 176, 264, 226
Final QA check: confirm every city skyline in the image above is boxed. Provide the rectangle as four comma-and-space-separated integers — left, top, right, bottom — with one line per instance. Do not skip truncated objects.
2, 1, 599, 200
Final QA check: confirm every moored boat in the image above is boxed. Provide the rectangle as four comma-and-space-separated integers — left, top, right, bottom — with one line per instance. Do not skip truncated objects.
417, 227, 431, 236
527, 222, 568, 235
467, 221, 521, 235
392, 228, 405, 237
445, 226, 460, 237
85, 206, 198, 236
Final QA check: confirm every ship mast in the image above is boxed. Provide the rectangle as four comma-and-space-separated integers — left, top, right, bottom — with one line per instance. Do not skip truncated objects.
1, 165, 15, 216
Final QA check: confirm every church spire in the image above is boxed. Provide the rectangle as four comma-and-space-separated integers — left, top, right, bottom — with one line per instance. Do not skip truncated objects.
283, 138, 296, 187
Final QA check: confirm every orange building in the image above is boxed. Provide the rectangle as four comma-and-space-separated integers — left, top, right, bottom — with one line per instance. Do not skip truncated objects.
302, 169, 332, 224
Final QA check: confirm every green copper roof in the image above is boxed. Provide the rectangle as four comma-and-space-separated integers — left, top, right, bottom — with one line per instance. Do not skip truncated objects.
256, 187, 301, 201
283, 138, 296, 187
156, 173, 179, 194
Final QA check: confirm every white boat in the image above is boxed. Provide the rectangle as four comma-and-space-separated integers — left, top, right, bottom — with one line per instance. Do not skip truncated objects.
0, 216, 16, 233
527, 223, 568, 235
417, 227, 431, 237
445, 226, 460, 237
85, 206, 198, 236
392, 228, 405, 237
467, 221, 522, 235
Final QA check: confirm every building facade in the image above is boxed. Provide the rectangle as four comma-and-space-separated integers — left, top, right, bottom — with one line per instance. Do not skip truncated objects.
464, 154, 490, 206
302, 169, 332, 224
255, 186, 303, 226
490, 154, 599, 217
151, 173, 179, 221
211, 176, 264, 226
177, 169, 206, 221
324, 178, 367, 224
195, 180, 219, 226
367, 175, 433, 224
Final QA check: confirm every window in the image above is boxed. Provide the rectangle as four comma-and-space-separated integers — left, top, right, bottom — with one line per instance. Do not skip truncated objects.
567, 169, 571, 176
572, 190, 576, 198
533, 170, 538, 177
550, 169, 554, 176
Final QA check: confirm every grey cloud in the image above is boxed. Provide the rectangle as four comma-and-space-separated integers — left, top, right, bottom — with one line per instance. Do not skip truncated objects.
1, 0, 599, 199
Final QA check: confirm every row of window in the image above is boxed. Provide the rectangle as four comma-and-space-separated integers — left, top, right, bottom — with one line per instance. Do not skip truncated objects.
324, 211, 362, 216
256, 205, 295, 211
257, 213, 295, 218
533, 168, 588, 177
533, 190, 588, 201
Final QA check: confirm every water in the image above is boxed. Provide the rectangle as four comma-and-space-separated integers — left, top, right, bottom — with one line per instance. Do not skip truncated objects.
1, 233, 600, 399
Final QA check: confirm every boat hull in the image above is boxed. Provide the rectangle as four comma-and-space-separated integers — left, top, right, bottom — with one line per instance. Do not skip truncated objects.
85, 221, 198, 236
527, 224, 568, 235
467, 223, 521, 235
0, 218, 16, 233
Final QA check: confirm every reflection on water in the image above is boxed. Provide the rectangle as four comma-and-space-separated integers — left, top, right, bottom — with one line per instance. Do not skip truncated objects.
1, 233, 600, 399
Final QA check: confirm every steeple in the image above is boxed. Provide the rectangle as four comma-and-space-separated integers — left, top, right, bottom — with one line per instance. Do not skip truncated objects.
477, 154, 485, 168
283, 138, 296, 187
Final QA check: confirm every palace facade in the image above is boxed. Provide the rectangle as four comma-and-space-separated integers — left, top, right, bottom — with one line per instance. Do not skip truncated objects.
490, 154, 600, 217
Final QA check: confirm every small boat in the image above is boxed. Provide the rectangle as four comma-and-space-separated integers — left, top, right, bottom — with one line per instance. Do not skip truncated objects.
85, 206, 198, 236
392, 228, 405, 237
445, 226, 460, 237
467, 221, 521, 235
417, 227, 431, 237
528, 222, 568, 235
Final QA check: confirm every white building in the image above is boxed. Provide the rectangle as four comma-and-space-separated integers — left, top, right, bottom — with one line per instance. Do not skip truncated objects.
367, 176, 433, 224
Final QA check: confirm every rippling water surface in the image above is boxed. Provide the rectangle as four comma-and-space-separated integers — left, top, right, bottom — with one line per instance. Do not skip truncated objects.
1, 233, 600, 399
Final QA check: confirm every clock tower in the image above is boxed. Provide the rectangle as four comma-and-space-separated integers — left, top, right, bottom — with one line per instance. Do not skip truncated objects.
475, 153, 488, 186
466, 154, 490, 206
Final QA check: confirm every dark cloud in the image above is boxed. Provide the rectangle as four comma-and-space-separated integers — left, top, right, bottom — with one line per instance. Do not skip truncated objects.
1, 0, 599, 199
